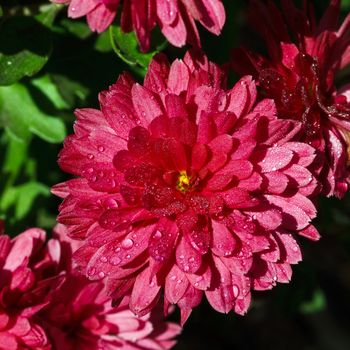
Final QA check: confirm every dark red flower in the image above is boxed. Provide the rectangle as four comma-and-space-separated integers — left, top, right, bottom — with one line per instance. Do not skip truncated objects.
53, 51, 320, 324
39, 225, 181, 350
231, 0, 350, 197
52, 0, 225, 51
0, 228, 62, 350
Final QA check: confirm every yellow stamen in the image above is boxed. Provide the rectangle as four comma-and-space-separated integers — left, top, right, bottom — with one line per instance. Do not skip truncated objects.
177, 171, 191, 192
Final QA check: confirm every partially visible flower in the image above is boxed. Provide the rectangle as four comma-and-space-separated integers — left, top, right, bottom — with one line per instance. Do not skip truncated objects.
0, 227, 62, 350
51, 0, 226, 51
53, 50, 320, 324
39, 225, 181, 350
231, 0, 350, 197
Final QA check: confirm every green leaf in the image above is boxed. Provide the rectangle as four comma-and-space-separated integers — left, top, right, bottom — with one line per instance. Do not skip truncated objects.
0, 182, 50, 221
31, 74, 69, 110
109, 26, 164, 76
60, 19, 92, 39
0, 83, 66, 143
300, 289, 327, 314
95, 31, 113, 53
51, 74, 89, 108
2, 132, 28, 181
0, 16, 52, 86
342, 0, 350, 10
36, 4, 63, 28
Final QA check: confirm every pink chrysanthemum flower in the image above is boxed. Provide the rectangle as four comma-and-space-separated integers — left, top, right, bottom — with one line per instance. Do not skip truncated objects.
231, 0, 350, 197
39, 225, 181, 350
0, 227, 62, 350
52, 0, 225, 51
53, 51, 320, 324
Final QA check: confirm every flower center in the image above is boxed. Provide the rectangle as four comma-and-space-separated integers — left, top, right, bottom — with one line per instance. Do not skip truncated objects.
176, 171, 191, 193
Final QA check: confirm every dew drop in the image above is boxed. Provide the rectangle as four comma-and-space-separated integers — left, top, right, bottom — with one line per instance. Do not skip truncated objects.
110, 256, 121, 266
232, 285, 239, 298
121, 238, 134, 249
99, 256, 107, 263
149, 281, 155, 287
87, 267, 96, 276
105, 198, 119, 209
87, 154, 94, 159
98, 271, 105, 278
126, 254, 131, 259
115, 247, 121, 253
98, 146, 105, 152
153, 230, 163, 239
188, 257, 195, 263
170, 275, 176, 281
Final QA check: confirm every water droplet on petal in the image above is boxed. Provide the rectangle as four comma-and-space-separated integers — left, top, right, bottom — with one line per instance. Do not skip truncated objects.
153, 231, 163, 239
121, 238, 134, 249
98, 146, 105, 152
98, 271, 105, 278
87, 154, 94, 160
87, 267, 96, 276
110, 256, 121, 266
232, 285, 239, 298
99, 256, 107, 263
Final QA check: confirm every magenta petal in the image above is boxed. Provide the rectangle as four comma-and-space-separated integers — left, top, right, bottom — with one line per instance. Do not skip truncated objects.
167, 59, 190, 94
276, 231, 302, 264
205, 285, 234, 314
131, 84, 163, 124
149, 219, 179, 262
130, 267, 161, 316
221, 188, 259, 209
86, 224, 155, 280
68, 0, 97, 18
254, 146, 294, 173
211, 221, 237, 257
86, 3, 117, 32
187, 263, 212, 290
165, 265, 189, 303
298, 225, 321, 241
176, 236, 202, 273
157, 0, 178, 25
